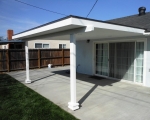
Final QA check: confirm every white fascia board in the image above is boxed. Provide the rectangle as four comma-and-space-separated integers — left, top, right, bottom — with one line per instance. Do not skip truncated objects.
85, 25, 94, 32
12, 18, 73, 39
71, 18, 145, 34
143, 32, 150, 36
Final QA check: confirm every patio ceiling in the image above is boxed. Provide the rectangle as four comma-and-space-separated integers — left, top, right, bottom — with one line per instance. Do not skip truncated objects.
12, 15, 146, 40
38, 28, 146, 40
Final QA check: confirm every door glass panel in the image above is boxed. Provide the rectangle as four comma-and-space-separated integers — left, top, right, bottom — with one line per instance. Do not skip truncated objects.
109, 43, 115, 77
96, 43, 108, 76
109, 42, 135, 81
117, 42, 135, 81
136, 42, 144, 83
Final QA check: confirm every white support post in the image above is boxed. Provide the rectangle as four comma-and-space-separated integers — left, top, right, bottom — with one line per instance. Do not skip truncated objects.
68, 34, 79, 110
25, 45, 31, 83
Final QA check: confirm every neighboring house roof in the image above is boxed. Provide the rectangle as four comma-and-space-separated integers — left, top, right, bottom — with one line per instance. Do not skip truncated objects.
107, 12, 150, 32
0, 40, 24, 45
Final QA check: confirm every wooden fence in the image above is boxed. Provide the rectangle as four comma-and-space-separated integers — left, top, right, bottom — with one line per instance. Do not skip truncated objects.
0, 49, 70, 72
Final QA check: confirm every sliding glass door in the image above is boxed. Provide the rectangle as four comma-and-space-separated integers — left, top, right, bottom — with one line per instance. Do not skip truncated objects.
95, 41, 144, 83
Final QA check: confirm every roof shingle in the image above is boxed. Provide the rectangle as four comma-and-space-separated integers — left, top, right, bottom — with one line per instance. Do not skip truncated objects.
107, 12, 150, 32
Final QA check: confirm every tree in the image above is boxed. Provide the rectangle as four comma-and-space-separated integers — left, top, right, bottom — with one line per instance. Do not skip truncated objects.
0, 36, 4, 41
0, 36, 7, 41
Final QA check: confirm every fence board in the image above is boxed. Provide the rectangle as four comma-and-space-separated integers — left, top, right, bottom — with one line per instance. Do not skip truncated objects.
10, 61, 25, 70
38, 49, 41, 68
0, 50, 7, 71
9, 49, 25, 71
0, 49, 70, 72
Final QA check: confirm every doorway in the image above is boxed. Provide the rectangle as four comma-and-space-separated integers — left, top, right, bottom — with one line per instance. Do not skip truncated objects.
95, 41, 144, 83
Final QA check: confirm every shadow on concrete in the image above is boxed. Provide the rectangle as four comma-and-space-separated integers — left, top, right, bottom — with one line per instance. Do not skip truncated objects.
52, 69, 120, 87
52, 69, 121, 107
32, 74, 56, 83
78, 84, 98, 107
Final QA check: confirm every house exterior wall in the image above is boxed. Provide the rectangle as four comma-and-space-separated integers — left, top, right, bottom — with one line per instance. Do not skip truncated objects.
76, 36, 150, 87
23, 35, 70, 49
0, 44, 8, 49
145, 36, 150, 87
26, 40, 70, 49
76, 37, 145, 75
76, 40, 93, 75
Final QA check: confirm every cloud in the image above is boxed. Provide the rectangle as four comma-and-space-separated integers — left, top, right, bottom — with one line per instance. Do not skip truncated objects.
0, 15, 40, 26
0, 15, 41, 37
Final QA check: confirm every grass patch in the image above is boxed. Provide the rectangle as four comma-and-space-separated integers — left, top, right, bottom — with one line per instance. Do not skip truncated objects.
0, 74, 78, 120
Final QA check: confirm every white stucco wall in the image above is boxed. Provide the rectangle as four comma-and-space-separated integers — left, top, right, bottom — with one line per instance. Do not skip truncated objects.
144, 36, 150, 87
0, 44, 8, 49
76, 40, 93, 75
26, 40, 70, 49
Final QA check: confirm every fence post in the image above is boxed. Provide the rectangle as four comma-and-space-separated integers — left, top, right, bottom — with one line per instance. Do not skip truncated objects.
6, 49, 10, 72
38, 49, 41, 68
62, 49, 64, 66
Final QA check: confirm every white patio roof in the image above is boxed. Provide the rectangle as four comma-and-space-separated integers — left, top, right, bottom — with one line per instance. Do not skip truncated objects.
12, 15, 146, 40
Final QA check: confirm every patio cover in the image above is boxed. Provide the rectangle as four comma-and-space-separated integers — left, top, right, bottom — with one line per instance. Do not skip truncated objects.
13, 15, 146, 40
12, 15, 146, 110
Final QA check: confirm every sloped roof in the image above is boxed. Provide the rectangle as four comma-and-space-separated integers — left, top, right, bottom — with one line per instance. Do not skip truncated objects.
13, 15, 145, 40
14, 15, 145, 36
107, 12, 150, 32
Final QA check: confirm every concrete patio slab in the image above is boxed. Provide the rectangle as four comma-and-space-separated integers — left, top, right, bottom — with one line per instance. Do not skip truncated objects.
8, 66, 150, 120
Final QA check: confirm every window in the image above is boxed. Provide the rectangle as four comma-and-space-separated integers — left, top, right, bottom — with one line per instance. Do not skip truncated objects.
35, 43, 49, 48
43, 44, 49, 48
35, 43, 42, 48
59, 44, 66, 49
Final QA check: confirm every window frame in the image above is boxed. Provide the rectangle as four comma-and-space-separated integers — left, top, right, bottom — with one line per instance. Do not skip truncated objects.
43, 43, 49, 48
34, 43, 49, 49
59, 44, 66, 49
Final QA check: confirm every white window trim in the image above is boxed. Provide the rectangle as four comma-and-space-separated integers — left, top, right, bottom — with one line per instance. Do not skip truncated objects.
34, 43, 50, 49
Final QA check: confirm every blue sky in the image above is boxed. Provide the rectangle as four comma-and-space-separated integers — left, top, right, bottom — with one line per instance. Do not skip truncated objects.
0, 0, 150, 38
